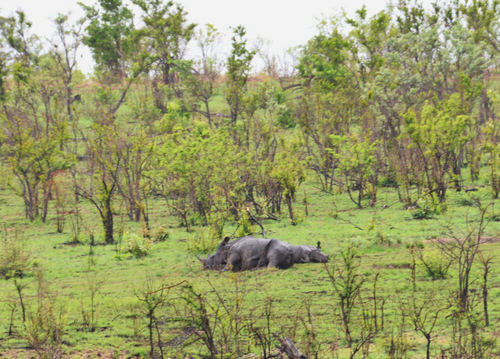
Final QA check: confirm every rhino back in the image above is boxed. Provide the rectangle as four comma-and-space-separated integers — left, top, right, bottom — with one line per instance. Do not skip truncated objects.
228, 237, 273, 270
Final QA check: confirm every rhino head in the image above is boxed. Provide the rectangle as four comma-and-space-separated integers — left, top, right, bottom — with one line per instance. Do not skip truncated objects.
308, 242, 329, 263
292, 242, 329, 263
196, 236, 231, 270
309, 241, 329, 263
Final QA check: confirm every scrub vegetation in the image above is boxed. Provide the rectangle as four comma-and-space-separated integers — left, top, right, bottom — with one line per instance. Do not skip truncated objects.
0, 0, 499, 358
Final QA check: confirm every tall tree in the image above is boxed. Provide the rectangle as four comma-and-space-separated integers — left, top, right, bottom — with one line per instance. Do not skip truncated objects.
403, 94, 474, 203
79, 0, 135, 77
226, 26, 255, 125
133, 0, 196, 110
0, 12, 73, 222
49, 14, 85, 124
182, 24, 223, 127
75, 124, 120, 244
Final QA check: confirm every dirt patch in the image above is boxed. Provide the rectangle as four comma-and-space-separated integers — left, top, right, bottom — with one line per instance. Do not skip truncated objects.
61, 240, 84, 247
372, 263, 412, 270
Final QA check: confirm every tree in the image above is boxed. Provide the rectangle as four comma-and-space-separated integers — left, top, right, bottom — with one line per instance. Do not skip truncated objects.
151, 124, 244, 230
461, 0, 500, 56
270, 137, 306, 225
482, 104, 500, 198
113, 129, 155, 223
182, 24, 223, 127
133, 0, 196, 110
0, 12, 74, 222
49, 14, 86, 124
75, 124, 120, 244
226, 26, 255, 125
403, 94, 474, 203
79, 0, 135, 77
330, 132, 380, 208
324, 242, 370, 356
1, 113, 72, 222
297, 24, 351, 92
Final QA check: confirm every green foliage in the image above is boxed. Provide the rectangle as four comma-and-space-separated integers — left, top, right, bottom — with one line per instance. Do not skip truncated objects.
235, 211, 255, 237
404, 94, 474, 203
132, 0, 196, 90
330, 131, 380, 208
1, 0, 500, 357
79, 0, 136, 75
186, 227, 219, 255
124, 232, 152, 258
24, 270, 67, 359
483, 116, 500, 198
0, 232, 32, 279
298, 26, 351, 91
455, 192, 476, 207
418, 249, 451, 280
226, 25, 255, 123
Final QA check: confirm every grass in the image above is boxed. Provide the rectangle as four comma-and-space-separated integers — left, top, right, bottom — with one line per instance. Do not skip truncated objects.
0, 173, 499, 357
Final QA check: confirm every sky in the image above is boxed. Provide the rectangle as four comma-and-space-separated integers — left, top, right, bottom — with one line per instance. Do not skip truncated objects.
0, 0, 432, 74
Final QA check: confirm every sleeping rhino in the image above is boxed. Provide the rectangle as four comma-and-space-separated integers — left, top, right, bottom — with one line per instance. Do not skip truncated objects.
196, 236, 329, 271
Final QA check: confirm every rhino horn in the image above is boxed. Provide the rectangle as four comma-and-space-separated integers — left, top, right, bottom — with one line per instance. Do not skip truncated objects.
195, 254, 206, 264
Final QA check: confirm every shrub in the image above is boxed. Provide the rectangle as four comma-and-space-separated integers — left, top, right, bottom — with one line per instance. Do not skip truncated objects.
186, 228, 218, 255
236, 211, 255, 238
0, 233, 32, 279
24, 269, 67, 359
411, 206, 435, 220
141, 226, 169, 242
455, 193, 475, 207
419, 249, 451, 280
124, 232, 152, 258
369, 230, 394, 246
151, 226, 169, 242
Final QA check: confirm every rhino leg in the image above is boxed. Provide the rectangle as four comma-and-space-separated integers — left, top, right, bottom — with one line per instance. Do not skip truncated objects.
224, 251, 241, 271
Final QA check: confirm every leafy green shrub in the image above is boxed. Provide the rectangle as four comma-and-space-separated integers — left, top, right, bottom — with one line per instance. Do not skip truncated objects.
124, 232, 152, 258
455, 193, 475, 207
141, 226, 169, 242
236, 211, 255, 238
25, 269, 67, 359
186, 228, 218, 255
0, 234, 32, 279
418, 249, 451, 280
369, 230, 394, 246
410, 206, 435, 219
410, 192, 447, 219
380, 172, 399, 188
277, 105, 295, 128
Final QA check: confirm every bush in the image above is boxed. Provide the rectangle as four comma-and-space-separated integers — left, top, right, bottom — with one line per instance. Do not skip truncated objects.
419, 249, 450, 280
455, 193, 475, 207
141, 226, 169, 242
0, 234, 32, 279
369, 230, 394, 246
411, 206, 435, 220
24, 269, 67, 359
124, 232, 152, 258
236, 212, 255, 238
186, 228, 218, 255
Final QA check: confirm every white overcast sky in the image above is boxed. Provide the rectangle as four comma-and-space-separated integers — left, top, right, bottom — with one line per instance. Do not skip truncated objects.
0, 0, 433, 74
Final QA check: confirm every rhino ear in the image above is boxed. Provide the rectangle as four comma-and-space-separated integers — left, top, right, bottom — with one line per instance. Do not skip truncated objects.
215, 237, 230, 252
317, 241, 322, 250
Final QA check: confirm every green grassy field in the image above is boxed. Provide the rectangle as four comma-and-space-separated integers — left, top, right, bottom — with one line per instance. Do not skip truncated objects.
0, 174, 499, 358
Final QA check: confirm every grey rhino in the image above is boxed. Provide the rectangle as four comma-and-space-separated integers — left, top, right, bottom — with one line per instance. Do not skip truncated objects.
196, 236, 329, 271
